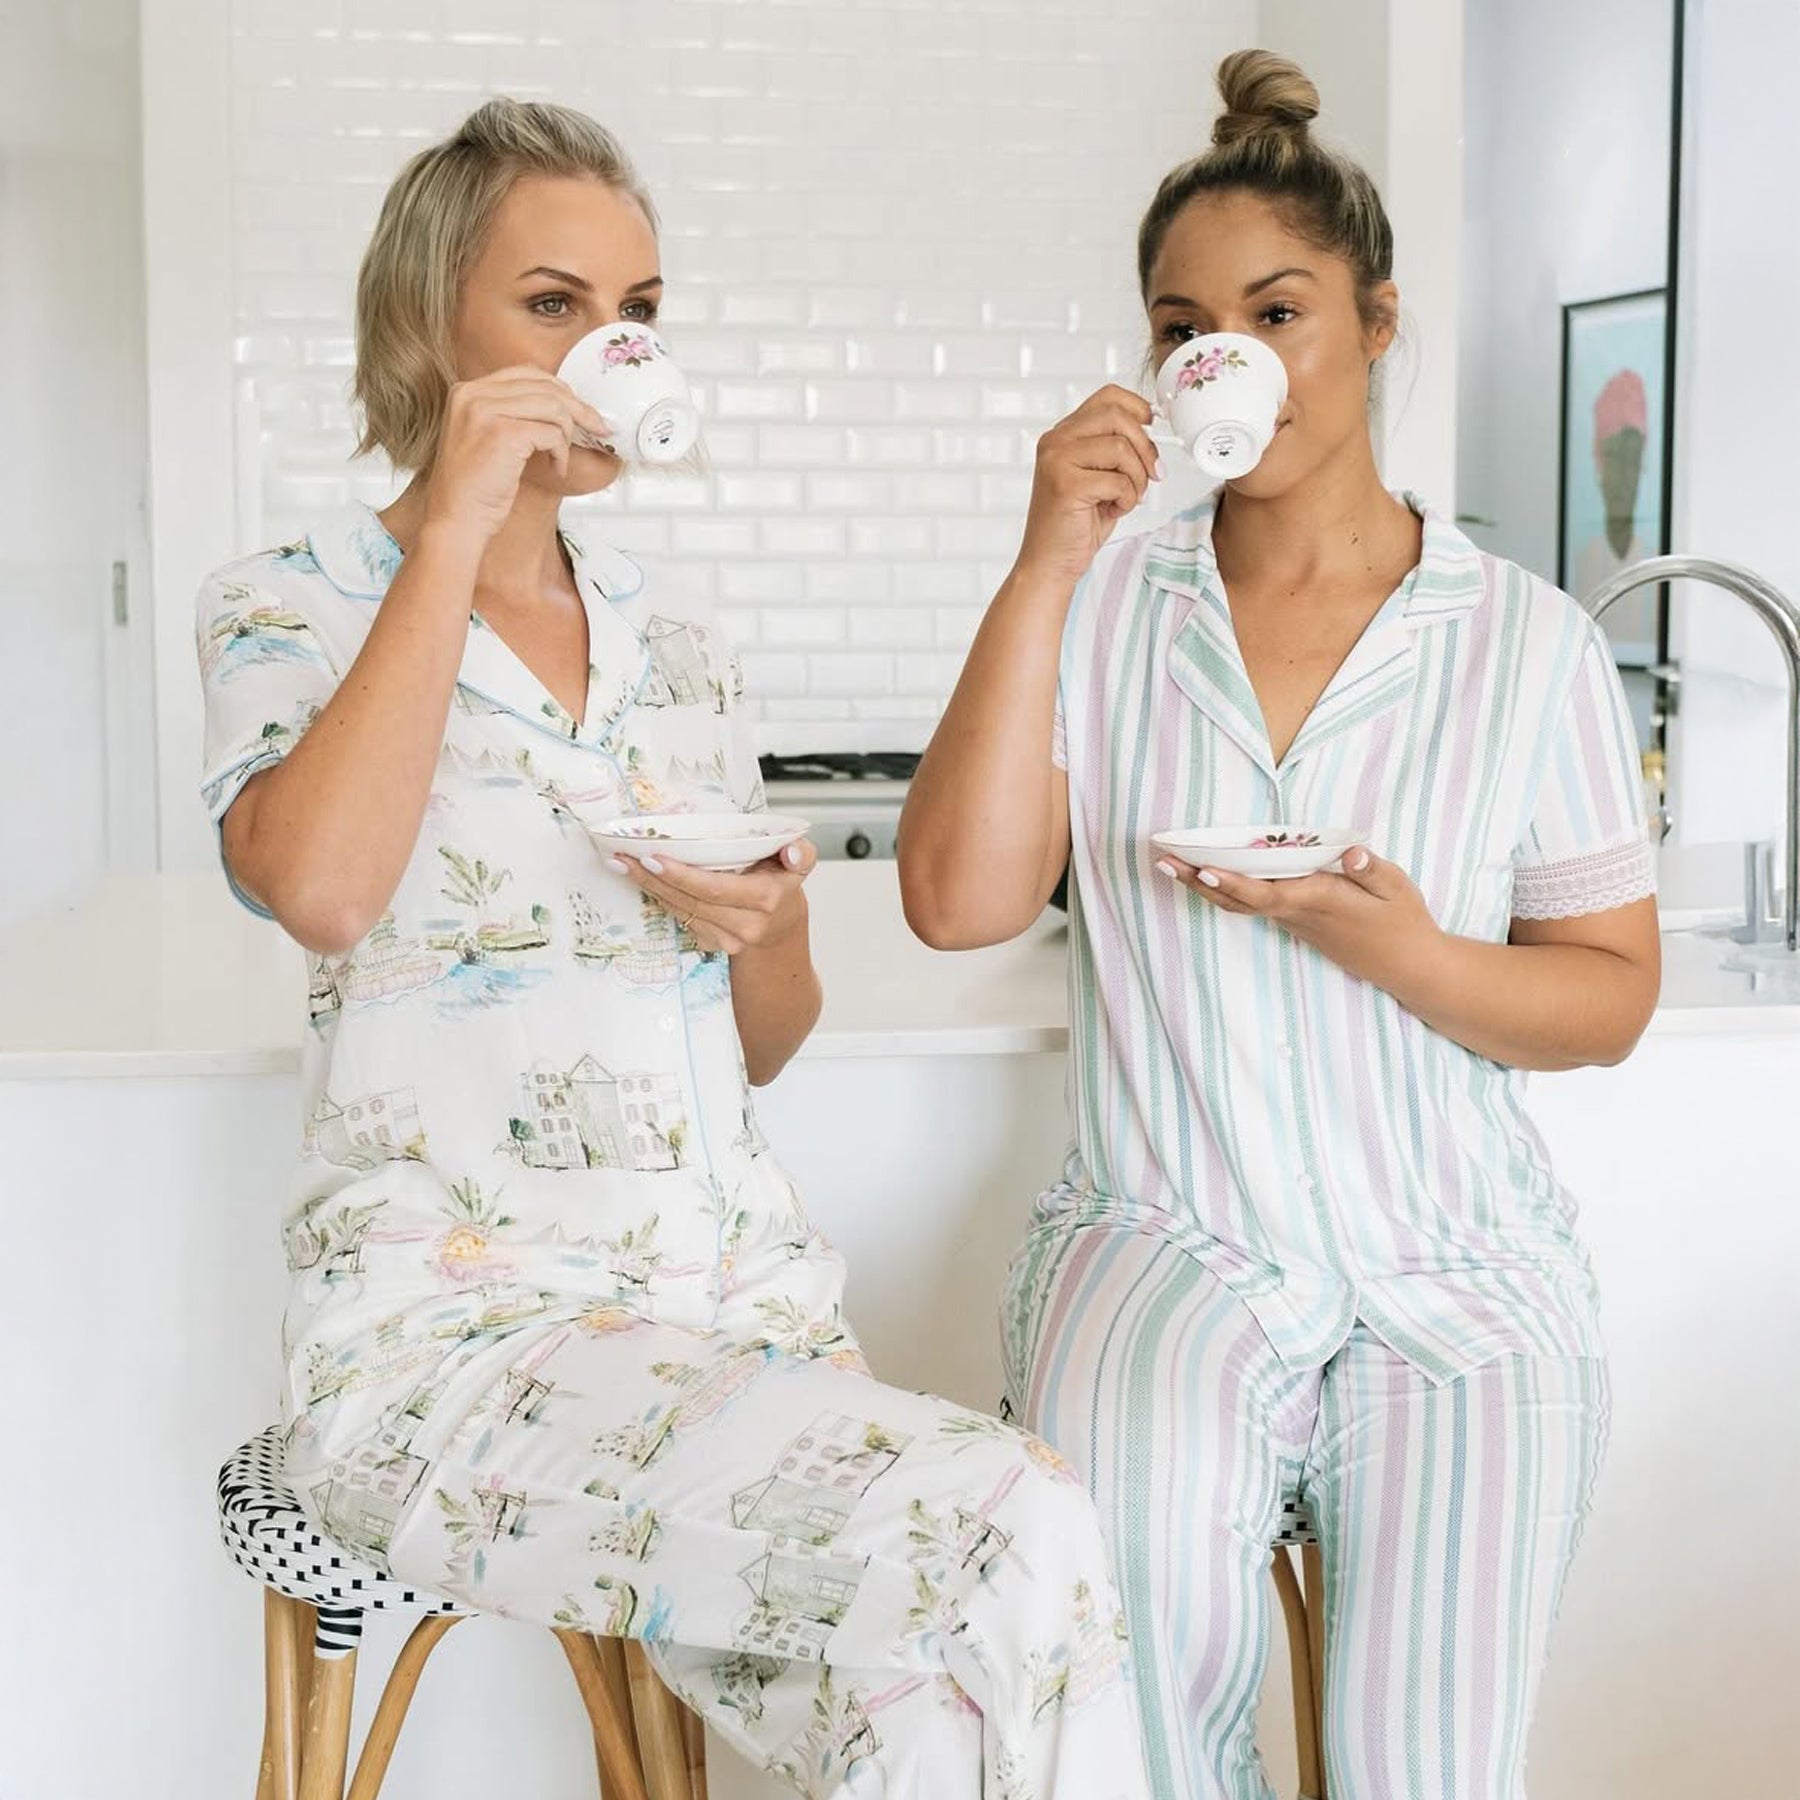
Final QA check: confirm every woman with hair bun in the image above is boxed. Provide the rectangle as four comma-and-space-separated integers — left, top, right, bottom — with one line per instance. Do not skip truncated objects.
903, 48, 1657, 1799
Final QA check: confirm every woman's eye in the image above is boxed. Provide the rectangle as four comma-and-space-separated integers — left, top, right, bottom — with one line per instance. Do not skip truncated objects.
621, 299, 659, 323
530, 293, 572, 318
1158, 320, 1198, 346
1260, 302, 1298, 327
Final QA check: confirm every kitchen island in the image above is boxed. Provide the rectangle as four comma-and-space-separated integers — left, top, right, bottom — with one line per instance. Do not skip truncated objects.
3, 861, 1794, 1799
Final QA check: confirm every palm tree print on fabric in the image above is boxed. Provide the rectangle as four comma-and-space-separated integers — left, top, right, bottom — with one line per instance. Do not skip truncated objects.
200, 585, 329, 682
424, 846, 552, 1012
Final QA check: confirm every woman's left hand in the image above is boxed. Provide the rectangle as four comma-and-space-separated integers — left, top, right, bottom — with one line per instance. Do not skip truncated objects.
1156, 845, 1446, 990
612, 838, 818, 957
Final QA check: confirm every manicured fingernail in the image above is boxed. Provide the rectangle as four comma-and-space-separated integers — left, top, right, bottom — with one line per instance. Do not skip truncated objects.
1198, 869, 1221, 889
640, 856, 665, 875
1349, 850, 1370, 872
609, 856, 631, 874
1155, 859, 1180, 878
1154, 457, 1166, 481
783, 844, 801, 867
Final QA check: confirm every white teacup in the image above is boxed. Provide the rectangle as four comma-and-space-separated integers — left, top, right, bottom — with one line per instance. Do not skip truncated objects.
557, 324, 702, 465
1153, 332, 1289, 482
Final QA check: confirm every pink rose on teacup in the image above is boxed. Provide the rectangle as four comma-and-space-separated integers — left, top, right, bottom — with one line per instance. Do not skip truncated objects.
602, 334, 657, 367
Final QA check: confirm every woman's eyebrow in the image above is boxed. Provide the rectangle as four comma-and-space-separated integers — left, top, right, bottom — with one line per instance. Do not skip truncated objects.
516, 267, 666, 295
518, 264, 592, 287
1149, 268, 1316, 310
1242, 266, 1315, 296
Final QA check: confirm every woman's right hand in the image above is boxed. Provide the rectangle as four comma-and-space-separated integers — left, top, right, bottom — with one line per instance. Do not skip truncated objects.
1013, 385, 1160, 588
419, 367, 611, 550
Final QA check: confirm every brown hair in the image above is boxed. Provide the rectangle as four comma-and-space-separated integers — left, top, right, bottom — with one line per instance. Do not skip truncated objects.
1136, 49, 1394, 333
353, 97, 656, 470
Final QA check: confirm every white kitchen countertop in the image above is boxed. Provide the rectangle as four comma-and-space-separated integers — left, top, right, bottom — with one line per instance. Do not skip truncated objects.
3, 860, 1796, 1079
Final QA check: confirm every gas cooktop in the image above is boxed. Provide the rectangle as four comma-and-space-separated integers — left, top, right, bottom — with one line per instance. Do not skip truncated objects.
757, 751, 919, 861
758, 751, 922, 784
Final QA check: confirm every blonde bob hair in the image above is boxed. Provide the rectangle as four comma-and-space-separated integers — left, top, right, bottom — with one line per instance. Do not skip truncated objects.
353, 97, 656, 471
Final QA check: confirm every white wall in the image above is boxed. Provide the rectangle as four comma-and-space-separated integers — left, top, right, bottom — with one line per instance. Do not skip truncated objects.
1261, 0, 1463, 506
0, 0, 156, 921
1456, 0, 1673, 583
1666, 0, 1800, 851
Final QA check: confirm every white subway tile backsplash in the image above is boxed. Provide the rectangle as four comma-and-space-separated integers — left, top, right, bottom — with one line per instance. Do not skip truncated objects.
804, 561, 890, 604
759, 607, 845, 647
719, 562, 804, 603
716, 471, 806, 512
848, 607, 936, 650
670, 517, 759, 558
807, 652, 895, 697
226, 0, 1255, 742
739, 650, 809, 693
803, 472, 893, 513
755, 425, 848, 467
891, 472, 980, 514
895, 563, 981, 604
849, 517, 936, 558
758, 517, 847, 558
893, 382, 978, 423
711, 380, 804, 421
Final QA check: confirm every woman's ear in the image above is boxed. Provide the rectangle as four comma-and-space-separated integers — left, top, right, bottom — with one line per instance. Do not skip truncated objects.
1365, 279, 1400, 361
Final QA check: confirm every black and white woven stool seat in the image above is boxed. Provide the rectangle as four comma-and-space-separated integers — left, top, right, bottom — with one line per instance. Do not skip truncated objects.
1272, 1498, 1318, 1549
218, 1425, 464, 1656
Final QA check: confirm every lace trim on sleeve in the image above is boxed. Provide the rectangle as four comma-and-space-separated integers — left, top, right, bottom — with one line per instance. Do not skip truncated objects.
1512, 832, 1657, 921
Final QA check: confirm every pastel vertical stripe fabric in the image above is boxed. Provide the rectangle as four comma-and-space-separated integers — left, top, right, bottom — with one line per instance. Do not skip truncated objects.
1041, 496, 1653, 1385
1004, 1224, 1608, 1800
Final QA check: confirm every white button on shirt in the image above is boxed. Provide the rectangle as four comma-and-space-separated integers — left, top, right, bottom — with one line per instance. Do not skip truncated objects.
1041, 496, 1655, 1384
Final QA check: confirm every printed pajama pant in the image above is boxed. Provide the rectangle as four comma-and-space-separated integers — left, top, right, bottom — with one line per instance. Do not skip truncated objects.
306, 1236, 1152, 1800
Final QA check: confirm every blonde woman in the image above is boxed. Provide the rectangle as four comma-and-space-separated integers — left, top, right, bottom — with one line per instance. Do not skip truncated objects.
197, 99, 1149, 1800
902, 52, 1658, 1800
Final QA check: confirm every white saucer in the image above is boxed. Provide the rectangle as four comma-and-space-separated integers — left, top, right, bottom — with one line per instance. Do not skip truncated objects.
587, 812, 811, 874
1153, 825, 1358, 881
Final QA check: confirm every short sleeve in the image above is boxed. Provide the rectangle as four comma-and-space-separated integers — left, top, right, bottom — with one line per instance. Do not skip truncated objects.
195, 573, 340, 914
1051, 692, 1068, 771
1511, 623, 1656, 921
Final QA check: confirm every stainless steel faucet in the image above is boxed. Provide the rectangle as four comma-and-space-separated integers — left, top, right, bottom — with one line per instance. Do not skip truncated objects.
1581, 555, 1800, 953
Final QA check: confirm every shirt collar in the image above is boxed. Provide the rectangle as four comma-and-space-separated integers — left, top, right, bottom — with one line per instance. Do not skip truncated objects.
306, 504, 647, 608
304, 503, 651, 747
1145, 490, 1488, 627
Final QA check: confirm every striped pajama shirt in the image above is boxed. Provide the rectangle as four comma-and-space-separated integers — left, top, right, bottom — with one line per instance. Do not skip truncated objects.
1005, 497, 1651, 1798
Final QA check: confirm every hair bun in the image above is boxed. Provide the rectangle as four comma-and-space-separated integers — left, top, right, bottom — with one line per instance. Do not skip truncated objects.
1212, 48, 1321, 149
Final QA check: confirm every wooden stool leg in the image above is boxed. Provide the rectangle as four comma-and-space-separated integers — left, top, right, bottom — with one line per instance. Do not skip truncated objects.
1272, 1549, 1325, 1800
258, 1591, 309, 1800
345, 1615, 464, 1800
627, 1640, 694, 1800
680, 1702, 709, 1800
595, 1635, 643, 1770
297, 1650, 358, 1800
554, 1628, 651, 1800
1302, 1542, 1328, 1799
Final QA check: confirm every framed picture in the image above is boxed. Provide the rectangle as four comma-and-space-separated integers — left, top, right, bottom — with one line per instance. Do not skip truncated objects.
1557, 287, 1670, 663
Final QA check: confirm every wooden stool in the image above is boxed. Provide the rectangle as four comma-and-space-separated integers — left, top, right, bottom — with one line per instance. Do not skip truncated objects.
219, 1427, 708, 1800
1270, 1501, 1327, 1800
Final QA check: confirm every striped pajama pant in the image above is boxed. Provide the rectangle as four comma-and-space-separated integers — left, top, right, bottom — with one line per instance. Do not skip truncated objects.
1002, 1223, 1609, 1800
